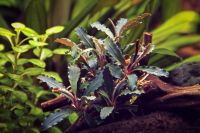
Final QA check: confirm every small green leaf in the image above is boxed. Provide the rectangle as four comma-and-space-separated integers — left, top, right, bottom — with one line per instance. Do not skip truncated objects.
37, 76, 65, 89
68, 112, 78, 124
7, 73, 23, 82
18, 58, 28, 65
21, 27, 38, 37
33, 48, 53, 60
41, 71, 63, 82
104, 38, 125, 65
11, 22, 25, 30
0, 27, 15, 39
29, 40, 48, 47
12, 45, 33, 53
0, 85, 13, 92
68, 65, 80, 94
5, 53, 15, 64
42, 109, 74, 130
91, 22, 114, 39
13, 91, 28, 102
45, 26, 64, 35
53, 48, 70, 55
135, 66, 169, 77
0, 44, 4, 51
75, 27, 94, 48
23, 67, 44, 76
127, 74, 138, 90
100, 106, 114, 120
85, 71, 104, 95
28, 59, 46, 68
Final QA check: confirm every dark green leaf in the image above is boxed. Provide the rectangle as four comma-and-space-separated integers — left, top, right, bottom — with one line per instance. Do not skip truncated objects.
91, 22, 114, 39
75, 27, 94, 48
135, 66, 169, 77
68, 65, 80, 94
107, 64, 122, 79
104, 38, 125, 65
127, 74, 137, 90
37, 76, 65, 89
42, 109, 74, 130
85, 71, 104, 95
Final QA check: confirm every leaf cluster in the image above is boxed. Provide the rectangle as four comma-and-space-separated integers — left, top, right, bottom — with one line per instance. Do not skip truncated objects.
0, 23, 64, 132
38, 15, 169, 130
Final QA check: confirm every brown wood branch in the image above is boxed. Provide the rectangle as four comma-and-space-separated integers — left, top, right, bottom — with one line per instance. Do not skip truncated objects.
144, 75, 200, 106
41, 94, 69, 111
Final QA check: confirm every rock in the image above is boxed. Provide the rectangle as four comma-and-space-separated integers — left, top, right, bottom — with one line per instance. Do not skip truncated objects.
170, 62, 200, 86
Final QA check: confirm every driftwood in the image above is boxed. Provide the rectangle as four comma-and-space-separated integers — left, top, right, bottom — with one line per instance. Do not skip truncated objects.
79, 111, 200, 133
40, 74, 200, 133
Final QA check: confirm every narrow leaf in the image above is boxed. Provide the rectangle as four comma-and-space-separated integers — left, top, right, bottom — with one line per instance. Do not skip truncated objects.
152, 48, 180, 58
68, 65, 80, 94
91, 22, 114, 39
135, 66, 169, 77
76, 27, 94, 48
104, 38, 125, 65
42, 109, 74, 130
37, 76, 65, 89
85, 71, 104, 95
165, 55, 200, 71
115, 18, 128, 36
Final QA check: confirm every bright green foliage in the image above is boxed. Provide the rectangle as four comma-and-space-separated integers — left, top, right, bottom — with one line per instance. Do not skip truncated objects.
0, 22, 64, 132
38, 16, 168, 131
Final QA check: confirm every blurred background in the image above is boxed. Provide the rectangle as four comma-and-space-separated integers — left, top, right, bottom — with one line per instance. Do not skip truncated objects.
1, 0, 200, 132
1, 0, 200, 70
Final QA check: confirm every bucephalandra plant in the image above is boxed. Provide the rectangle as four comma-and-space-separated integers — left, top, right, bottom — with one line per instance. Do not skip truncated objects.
38, 14, 169, 131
